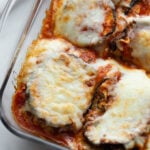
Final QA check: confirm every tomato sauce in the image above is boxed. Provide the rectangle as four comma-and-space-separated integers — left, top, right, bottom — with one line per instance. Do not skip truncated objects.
12, 1, 150, 149
12, 85, 76, 148
139, 1, 150, 15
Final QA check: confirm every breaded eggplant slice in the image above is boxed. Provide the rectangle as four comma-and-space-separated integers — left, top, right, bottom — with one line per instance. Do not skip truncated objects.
129, 17, 150, 72
52, 0, 115, 47
84, 59, 150, 149
115, 16, 150, 72
19, 38, 97, 130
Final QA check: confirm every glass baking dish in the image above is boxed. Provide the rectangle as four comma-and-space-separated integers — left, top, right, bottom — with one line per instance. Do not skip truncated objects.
0, 0, 67, 150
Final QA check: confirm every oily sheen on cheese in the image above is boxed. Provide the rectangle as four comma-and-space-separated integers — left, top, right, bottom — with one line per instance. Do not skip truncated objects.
21, 39, 96, 130
85, 60, 150, 148
52, 0, 115, 47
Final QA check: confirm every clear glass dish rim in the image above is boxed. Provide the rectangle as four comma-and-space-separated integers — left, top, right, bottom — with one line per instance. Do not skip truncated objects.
0, 1, 68, 149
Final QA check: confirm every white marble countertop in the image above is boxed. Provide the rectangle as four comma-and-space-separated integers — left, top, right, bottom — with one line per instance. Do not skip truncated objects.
0, 0, 51, 149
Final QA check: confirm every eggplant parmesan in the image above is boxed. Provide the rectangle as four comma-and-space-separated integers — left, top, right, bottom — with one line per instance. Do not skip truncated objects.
51, 0, 115, 47
85, 59, 150, 149
111, 16, 150, 72
16, 38, 97, 130
130, 23, 150, 72
12, 0, 150, 150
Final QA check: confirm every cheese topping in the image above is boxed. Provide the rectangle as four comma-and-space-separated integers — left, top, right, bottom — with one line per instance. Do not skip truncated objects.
131, 27, 150, 72
85, 60, 150, 148
13, 0, 150, 149
22, 39, 96, 130
53, 0, 114, 47
112, 16, 150, 72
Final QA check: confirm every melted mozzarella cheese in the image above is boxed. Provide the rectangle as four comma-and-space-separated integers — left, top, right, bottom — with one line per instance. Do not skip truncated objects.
85, 60, 150, 148
23, 39, 96, 130
53, 0, 114, 47
114, 16, 150, 72
131, 27, 150, 72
